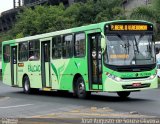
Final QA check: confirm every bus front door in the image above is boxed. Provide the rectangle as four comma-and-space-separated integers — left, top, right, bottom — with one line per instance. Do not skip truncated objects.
41, 41, 51, 88
11, 46, 17, 86
88, 33, 102, 90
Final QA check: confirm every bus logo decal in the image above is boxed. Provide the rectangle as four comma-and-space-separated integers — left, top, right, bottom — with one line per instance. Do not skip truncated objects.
58, 64, 65, 72
28, 64, 41, 72
51, 63, 66, 83
74, 61, 80, 69
135, 73, 139, 77
51, 63, 59, 83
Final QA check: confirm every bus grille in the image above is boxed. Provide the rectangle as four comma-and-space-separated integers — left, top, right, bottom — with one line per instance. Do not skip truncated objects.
121, 76, 150, 80
117, 67, 153, 72
122, 83, 150, 89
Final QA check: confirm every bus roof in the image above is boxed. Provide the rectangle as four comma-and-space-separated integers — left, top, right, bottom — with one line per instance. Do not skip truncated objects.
2, 20, 153, 44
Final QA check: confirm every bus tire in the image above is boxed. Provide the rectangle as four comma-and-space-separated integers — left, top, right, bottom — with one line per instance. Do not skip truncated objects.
75, 77, 90, 99
117, 91, 130, 99
23, 76, 31, 94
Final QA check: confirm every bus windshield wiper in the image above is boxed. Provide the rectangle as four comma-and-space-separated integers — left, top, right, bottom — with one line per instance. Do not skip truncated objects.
117, 34, 130, 54
134, 36, 140, 53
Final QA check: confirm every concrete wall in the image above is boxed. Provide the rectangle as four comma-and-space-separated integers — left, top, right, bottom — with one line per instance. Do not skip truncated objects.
123, 0, 152, 11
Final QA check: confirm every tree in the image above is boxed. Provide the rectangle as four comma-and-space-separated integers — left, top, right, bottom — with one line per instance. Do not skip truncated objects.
1, 0, 126, 39
13, 4, 67, 37
130, 0, 160, 40
73, 0, 125, 26
130, 6, 157, 22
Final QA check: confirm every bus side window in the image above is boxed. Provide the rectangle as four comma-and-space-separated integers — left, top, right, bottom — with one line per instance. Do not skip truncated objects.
52, 36, 62, 59
29, 40, 40, 61
3, 45, 10, 63
74, 33, 85, 57
62, 35, 73, 58
18, 42, 28, 61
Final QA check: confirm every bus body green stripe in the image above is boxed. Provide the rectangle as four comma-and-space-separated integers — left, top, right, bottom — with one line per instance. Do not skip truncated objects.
51, 63, 59, 82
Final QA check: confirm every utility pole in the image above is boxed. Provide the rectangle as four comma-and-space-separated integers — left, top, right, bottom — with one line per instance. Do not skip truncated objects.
13, 0, 16, 8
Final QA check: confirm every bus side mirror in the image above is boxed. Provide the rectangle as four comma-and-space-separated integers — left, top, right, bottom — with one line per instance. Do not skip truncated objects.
101, 33, 106, 54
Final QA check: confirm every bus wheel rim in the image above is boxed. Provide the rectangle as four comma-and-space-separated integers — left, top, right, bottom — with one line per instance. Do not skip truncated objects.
24, 80, 29, 91
78, 82, 85, 94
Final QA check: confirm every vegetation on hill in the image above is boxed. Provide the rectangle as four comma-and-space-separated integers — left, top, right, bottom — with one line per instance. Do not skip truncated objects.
0, 0, 159, 41
0, 0, 125, 41
130, 0, 160, 40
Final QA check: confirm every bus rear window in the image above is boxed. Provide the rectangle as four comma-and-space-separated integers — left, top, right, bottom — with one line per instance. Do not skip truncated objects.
3, 45, 10, 63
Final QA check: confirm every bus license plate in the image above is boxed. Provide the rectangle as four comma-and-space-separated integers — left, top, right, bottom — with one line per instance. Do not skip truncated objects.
132, 83, 141, 87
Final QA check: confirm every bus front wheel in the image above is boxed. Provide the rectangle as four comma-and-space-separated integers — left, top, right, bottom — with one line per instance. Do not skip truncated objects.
75, 77, 90, 99
23, 76, 31, 94
117, 91, 130, 99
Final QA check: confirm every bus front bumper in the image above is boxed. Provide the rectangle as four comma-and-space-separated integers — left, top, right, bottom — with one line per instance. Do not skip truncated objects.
103, 76, 158, 92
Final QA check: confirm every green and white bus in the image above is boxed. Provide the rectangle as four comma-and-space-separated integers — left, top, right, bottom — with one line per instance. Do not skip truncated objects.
2, 20, 158, 98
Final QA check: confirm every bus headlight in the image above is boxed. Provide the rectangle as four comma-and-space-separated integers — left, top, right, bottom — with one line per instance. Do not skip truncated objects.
108, 74, 122, 81
115, 77, 122, 81
149, 75, 156, 79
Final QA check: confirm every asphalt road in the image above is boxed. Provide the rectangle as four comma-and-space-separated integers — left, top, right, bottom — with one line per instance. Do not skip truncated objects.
0, 81, 160, 120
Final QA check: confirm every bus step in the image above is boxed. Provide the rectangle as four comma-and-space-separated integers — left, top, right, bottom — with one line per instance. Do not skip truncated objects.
42, 87, 52, 91
90, 90, 102, 92
12, 85, 18, 87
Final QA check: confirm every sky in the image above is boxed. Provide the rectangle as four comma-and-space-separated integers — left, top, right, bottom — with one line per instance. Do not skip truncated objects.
0, 0, 13, 14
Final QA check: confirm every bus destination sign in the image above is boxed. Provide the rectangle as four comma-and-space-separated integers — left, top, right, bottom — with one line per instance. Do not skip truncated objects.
109, 24, 153, 31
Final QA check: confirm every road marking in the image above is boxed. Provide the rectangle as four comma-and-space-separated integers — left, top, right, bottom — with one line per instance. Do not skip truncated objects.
0, 104, 33, 109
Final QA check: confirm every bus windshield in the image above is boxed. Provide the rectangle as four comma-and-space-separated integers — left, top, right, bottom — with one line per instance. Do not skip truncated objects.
105, 34, 155, 66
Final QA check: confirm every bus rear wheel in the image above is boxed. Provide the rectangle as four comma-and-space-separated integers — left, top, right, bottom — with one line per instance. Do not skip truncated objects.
117, 91, 130, 99
23, 76, 31, 94
75, 77, 90, 99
